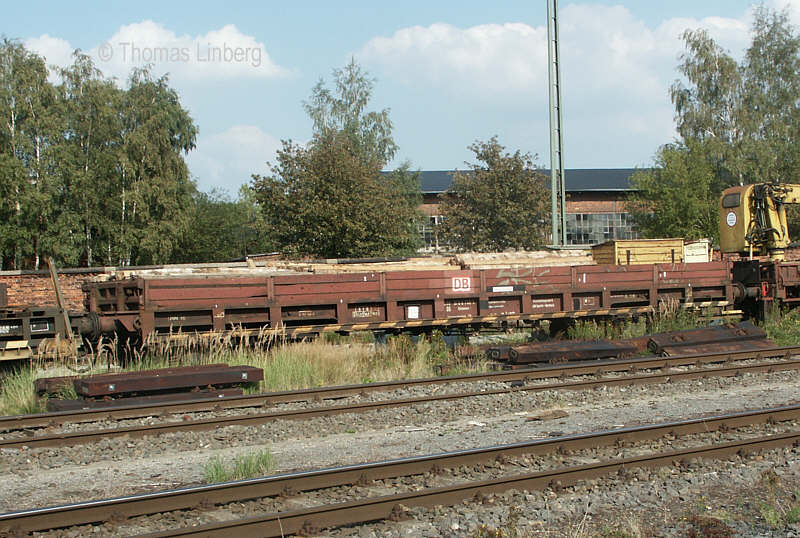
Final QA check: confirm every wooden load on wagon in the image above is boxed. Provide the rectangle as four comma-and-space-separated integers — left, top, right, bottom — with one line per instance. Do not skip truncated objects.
591, 239, 694, 265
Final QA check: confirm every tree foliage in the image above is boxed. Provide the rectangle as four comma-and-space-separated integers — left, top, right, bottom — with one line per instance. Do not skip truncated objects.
438, 137, 550, 251
0, 39, 58, 269
634, 7, 800, 239
251, 61, 421, 258
0, 40, 203, 269
628, 142, 720, 240
175, 187, 274, 263
303, 58, 397, 165
114, 67, 198, 265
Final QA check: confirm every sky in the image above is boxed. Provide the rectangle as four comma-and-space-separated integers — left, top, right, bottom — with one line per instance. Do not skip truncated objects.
4, 1, 796, 195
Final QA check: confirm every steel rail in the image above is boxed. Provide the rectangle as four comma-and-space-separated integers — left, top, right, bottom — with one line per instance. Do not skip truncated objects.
139, 430, 800, 537
3, 404, 799, 534
2, 345, 798, 433
2, 358, 799, 450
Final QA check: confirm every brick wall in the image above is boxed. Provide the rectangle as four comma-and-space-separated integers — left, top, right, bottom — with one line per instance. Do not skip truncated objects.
0, 261, 256, 313
566, 193, 630, 214
0, 272, 103, 312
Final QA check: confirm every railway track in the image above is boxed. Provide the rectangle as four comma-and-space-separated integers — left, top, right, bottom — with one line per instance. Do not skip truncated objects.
2, 344, 798, 436
1, 347, 799, 450
3, 404, 799, 535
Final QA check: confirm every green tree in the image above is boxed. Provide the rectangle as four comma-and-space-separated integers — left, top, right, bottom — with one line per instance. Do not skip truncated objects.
438, 137, 550, 251
636, 7, 800, 239
0, 42, 202, 269
0, 39, 60, 269
304, 58, 397, 165
55, 52, 123, 267
251, 61, 421, 258
115, 67, 198, 265
628, 142, 720, 240
175, 187, 275, 263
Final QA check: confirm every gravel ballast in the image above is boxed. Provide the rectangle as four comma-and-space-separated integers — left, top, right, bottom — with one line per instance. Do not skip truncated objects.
2, 368, 800, 535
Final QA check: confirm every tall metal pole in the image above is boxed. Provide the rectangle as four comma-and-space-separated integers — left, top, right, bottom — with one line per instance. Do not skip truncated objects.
547, 0, 567, 245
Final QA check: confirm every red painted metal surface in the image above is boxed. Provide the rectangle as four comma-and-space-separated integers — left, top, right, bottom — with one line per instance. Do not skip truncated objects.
82, 261, 736, 339
73, 365, 263, 397
35, 364, 232, 395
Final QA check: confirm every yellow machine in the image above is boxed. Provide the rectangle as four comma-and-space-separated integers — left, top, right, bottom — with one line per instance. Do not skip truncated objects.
720, 183, 800, 260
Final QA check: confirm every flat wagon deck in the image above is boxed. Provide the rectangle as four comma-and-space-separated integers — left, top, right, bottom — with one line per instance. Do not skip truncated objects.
83, 261, 736, 339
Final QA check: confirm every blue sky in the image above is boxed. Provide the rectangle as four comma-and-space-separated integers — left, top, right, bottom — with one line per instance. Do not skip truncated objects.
4, 1, 786, 194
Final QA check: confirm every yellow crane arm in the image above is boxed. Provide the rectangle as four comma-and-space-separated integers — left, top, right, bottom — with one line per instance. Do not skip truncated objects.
719, 183, 800, 260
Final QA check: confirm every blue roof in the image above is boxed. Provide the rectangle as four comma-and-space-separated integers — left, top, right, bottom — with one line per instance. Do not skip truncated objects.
400, 169, 639, 194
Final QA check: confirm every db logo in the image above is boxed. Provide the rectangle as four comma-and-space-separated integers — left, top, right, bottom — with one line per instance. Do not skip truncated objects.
452, 277, 471, 292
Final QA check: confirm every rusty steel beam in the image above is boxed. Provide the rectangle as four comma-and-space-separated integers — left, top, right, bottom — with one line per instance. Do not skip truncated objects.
647, 321, 766, 354
3, 405, 800, 534
72, 366, 263, 397
507, 340, 637, 364
659, 338, 779, 356
34, 364, 232, 395
46, 389, 244, 412
484, 345, 511, 361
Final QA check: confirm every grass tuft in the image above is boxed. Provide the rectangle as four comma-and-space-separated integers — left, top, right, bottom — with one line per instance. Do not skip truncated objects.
204, 448, 274, 483
762, 308, 800, 346
755, 469, 800, 529
0, 367, 44, 416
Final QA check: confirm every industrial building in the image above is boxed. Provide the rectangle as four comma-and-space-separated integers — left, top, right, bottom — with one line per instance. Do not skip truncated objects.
416, 168, 639, 249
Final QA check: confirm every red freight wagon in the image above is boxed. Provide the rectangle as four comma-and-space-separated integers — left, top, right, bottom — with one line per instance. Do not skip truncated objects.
83, 261, 736, 340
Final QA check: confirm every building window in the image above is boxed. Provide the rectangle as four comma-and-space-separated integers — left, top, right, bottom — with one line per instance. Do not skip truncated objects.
419, 215, 445, 250
565, 213, 637, 245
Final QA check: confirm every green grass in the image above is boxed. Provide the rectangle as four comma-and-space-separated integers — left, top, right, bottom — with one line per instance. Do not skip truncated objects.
762, 307, 800, 346
204, 448, 274, 483
0, 367, 44, 415
0, 331, 489, 416
566, 308, 710, 341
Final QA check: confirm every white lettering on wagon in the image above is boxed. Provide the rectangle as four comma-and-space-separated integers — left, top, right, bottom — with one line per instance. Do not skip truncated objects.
452, 277, 471, 292
531, 298, 557, 310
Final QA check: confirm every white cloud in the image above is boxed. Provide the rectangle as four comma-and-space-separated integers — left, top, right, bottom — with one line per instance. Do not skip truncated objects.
772, 0, 800, 25
27, 21, 286, 83
360, 22, 548, 96
360, 6, 749, 101
24, 34, 74, 81
358, 4, 755, 166
186, 125, 281, 193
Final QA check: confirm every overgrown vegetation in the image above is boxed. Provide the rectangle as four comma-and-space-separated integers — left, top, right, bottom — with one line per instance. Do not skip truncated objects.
756, 469, 800, 529
2, 305, 799, 417
0, 367, 41, 416
762, 308, 800, 346
204, 447, 274, 483
0, 331, 484, 416
566, 308, 711, 341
